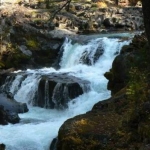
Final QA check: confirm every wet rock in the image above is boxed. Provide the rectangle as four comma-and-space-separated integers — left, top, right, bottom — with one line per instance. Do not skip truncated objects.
36, 79, 56, 109
6, 111, 20, 124
36, 74, 87, 109
0, 105, 20, 125
79, 45, 104, 65
0, 106, 8, 125
50, 137, 58, 150
0, 143, 6, 150
0, 92, 27, 125
0, 93, 28, 113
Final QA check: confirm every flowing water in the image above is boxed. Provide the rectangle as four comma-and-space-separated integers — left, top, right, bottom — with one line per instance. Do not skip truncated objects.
0, 35, 131, 150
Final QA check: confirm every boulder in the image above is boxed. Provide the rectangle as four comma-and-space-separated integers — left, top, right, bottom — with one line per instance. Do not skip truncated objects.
79, 45, 104, 65
0, 92, 28, 125
36, 79, 56, 109
0, 105, 20, 125
50, 137, 58, 150
35, 73, 88, 109
0, 93, 28, 113
0, 143, 6, 150
104, 52, 131, 95
56, 93, 126, 150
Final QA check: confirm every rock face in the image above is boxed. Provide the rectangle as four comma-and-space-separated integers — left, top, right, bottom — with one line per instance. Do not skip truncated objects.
104, 47, 131, 95
105, 33, 148, 95
35, 73, 89, 109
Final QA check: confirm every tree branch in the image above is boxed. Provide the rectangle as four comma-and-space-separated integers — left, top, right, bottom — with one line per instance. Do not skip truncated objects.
50, 0, 71, 21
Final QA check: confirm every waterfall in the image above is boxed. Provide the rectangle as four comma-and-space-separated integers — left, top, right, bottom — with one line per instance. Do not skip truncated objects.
0, 34, 130, 150
52, 83, 65, 108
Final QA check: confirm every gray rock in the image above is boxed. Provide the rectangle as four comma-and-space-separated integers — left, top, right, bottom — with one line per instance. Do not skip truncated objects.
18, 45, 32, 56
0, 105, 20, 125
34, 73, 89, 109
0, 93, 28, 113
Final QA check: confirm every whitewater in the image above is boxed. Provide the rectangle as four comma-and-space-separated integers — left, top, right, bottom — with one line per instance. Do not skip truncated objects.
0, 35, 130, 150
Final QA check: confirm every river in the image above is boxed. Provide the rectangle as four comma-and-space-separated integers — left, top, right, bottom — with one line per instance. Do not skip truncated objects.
0, 33, 132, 150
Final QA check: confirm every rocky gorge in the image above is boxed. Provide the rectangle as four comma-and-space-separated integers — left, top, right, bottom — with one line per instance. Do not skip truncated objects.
1, 0, 150, 150
56, 33, 150, 150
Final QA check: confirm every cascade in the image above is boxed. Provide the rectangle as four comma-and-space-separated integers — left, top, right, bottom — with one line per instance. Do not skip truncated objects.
0, 34, 131, 150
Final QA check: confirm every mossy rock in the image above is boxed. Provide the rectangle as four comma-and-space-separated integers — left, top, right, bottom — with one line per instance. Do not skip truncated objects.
26, 39, 39, 50
57, 92, 128, 150
0, 50, 30, 69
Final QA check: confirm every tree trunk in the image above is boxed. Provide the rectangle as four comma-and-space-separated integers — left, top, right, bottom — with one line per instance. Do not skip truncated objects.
142, 0, 150, 46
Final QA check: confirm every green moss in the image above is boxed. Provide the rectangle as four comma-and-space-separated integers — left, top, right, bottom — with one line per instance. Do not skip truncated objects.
26, 38, 39, 50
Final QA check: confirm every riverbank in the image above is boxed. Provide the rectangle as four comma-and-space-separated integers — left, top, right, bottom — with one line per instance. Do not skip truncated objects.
0, 0, 143, 70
